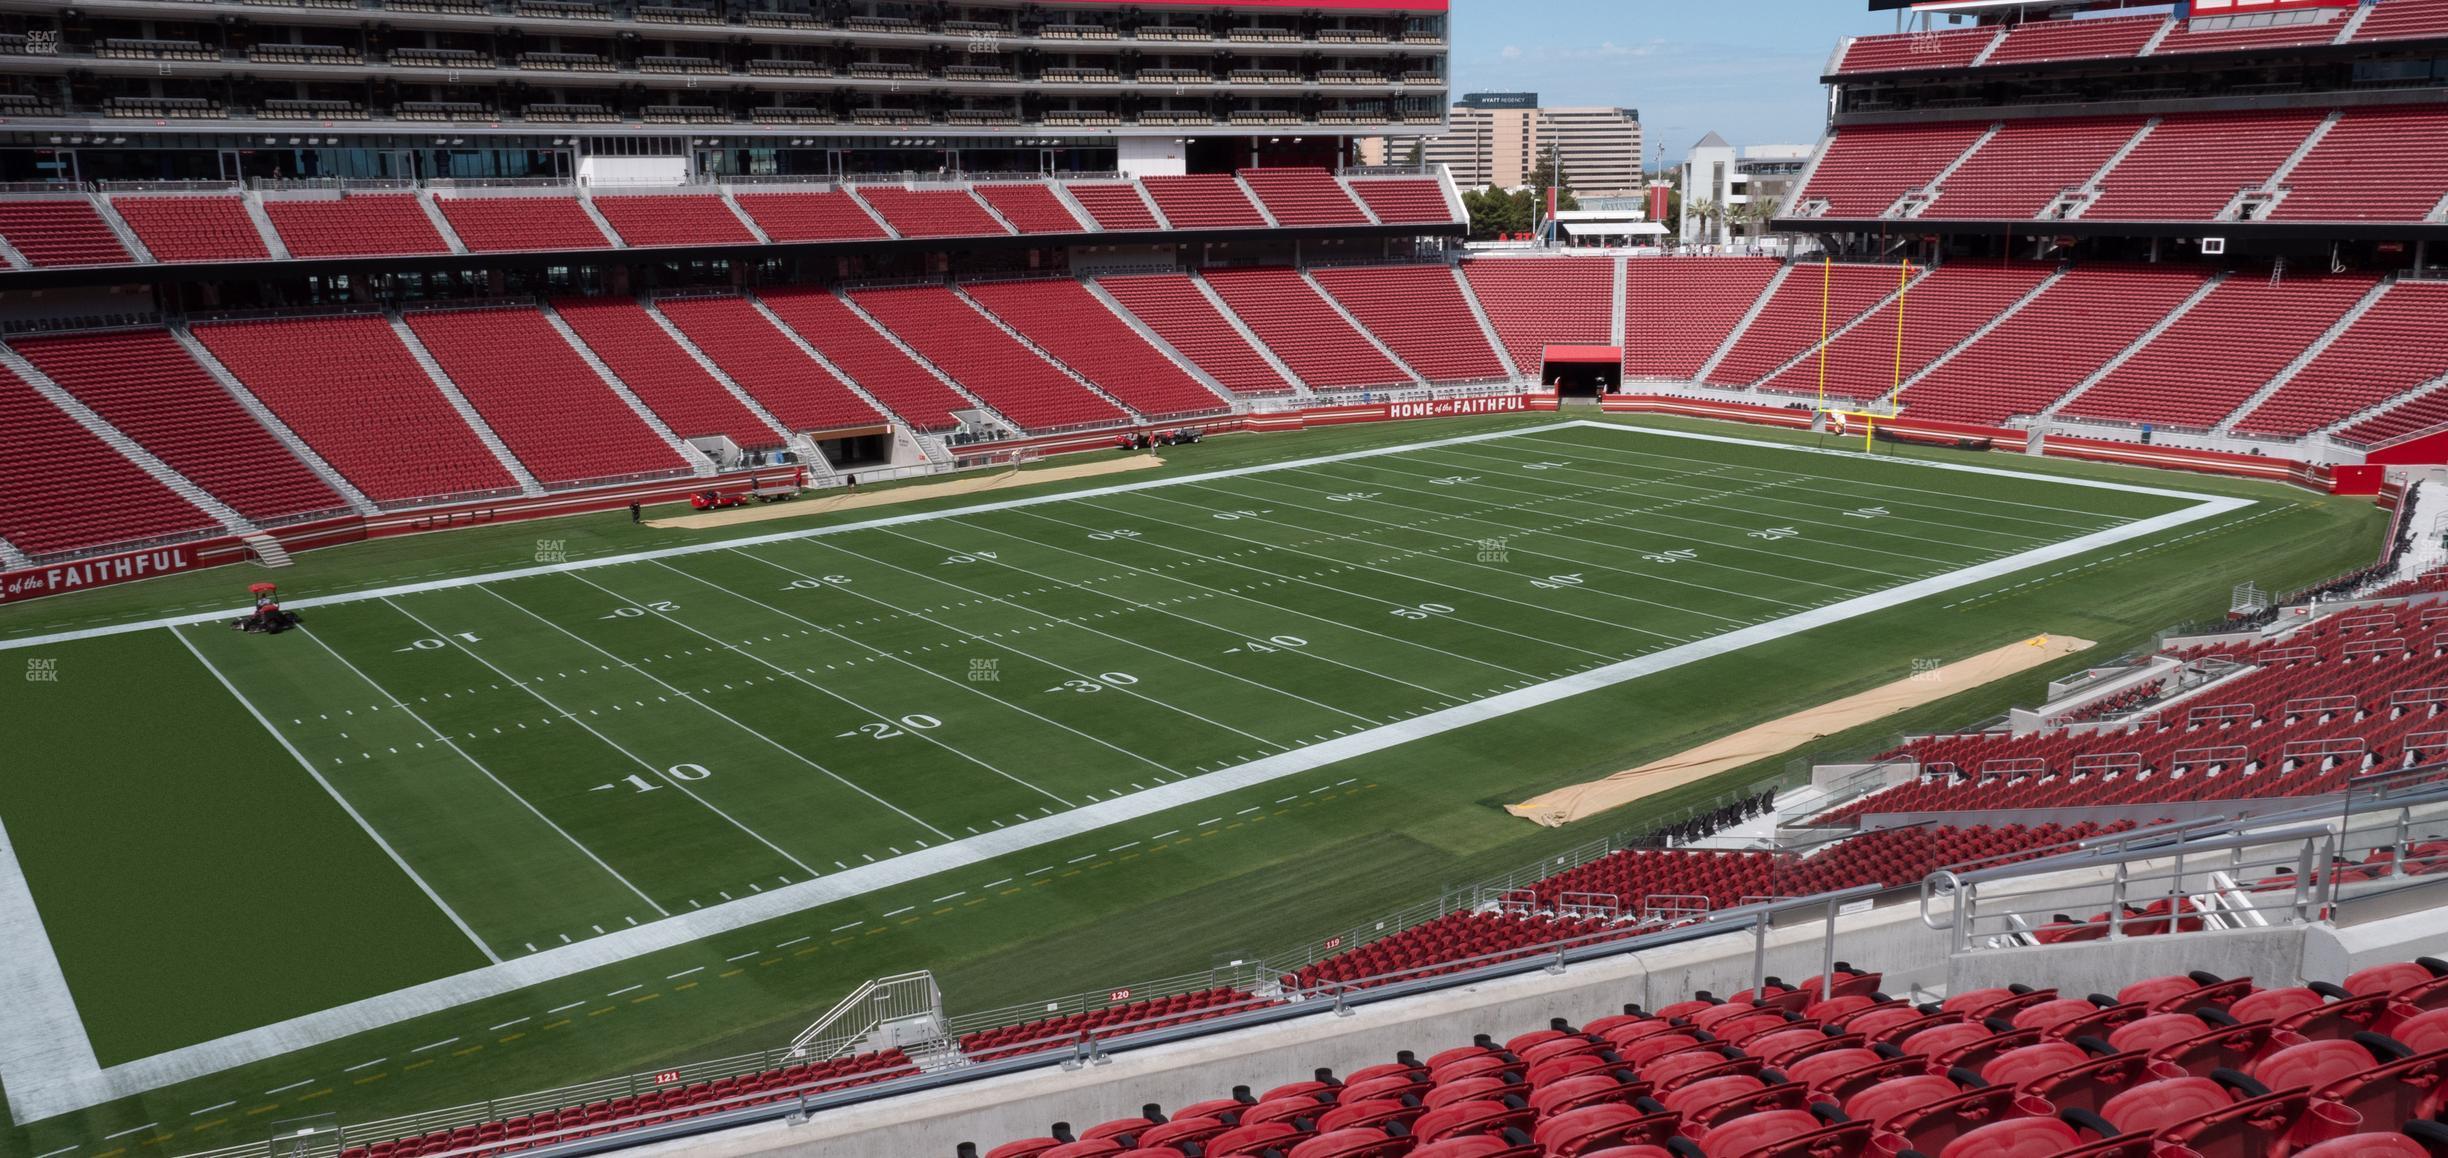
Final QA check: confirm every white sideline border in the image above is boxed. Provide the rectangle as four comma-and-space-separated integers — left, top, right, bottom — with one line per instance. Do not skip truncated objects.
0, 420, 2253, 1124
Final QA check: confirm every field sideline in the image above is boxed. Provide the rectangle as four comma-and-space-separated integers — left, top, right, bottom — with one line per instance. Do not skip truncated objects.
0, 415, 2384, 1158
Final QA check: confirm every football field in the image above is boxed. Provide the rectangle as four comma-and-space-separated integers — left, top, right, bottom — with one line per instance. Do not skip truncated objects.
0, 419, 2250, 1132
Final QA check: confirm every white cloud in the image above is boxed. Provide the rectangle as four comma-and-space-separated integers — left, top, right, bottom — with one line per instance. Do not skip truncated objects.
1500, 44, 1523, 58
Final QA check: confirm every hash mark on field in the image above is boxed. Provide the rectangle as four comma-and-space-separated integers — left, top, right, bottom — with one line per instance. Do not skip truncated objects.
101, 1128, 159, 1143
490, 1018, 529, 1031
188, 1103, 235, 1117
410, 1038, 458, 1053
263, 1080, 313, 1095
341, 1058, 385, 1073
548, 1001, 586, 1013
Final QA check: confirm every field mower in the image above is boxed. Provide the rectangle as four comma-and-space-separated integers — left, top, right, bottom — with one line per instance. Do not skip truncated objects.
232, 581, 301, 634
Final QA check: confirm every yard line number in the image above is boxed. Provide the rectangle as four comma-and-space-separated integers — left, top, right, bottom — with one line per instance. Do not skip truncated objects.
618, 763, 715, 793
837, 715, 944, 741
601, 601, 680, 619
1047, 673, 1140, 694
396, 633, 482, 652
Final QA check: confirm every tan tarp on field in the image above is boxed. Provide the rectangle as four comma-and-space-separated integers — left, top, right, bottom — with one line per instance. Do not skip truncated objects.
1504, 633, 2096, 827
645, 454, 1166, 530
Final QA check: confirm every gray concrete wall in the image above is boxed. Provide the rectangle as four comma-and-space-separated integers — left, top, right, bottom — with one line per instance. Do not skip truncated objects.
618, 896, 1956, 1158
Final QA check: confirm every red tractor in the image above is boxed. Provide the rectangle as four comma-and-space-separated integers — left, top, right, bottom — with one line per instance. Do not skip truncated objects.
689, 472, 804, 510
231, 581, 301, 634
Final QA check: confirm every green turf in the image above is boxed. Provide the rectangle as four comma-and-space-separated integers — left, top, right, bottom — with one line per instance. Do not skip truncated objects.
0, 415, 2388, 1158
0, 632, 490, 1065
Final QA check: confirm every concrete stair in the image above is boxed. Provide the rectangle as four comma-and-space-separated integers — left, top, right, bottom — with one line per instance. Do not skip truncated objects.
0, 533, 30, 570
2214, 276, 2393, 433
1897, 123, 2004, 219
911, 431, 956, 469
967, 190, 1024, 236
1692, 262, 1795, 383
385, 315, 545, 496
241, 532, 293, 568
537, 301, 718, 476
2137, 15, 2178, 55
1893, 266, 2069, 398
1609, 256, 1629, 346
86, 197, 154, 263
1739, 263, 1932, 389
717, 186, 774, 244
1046, 183, 1101, 232
168, 323, 380, 515
1235, 175, 1282, 228
573, 194, 624, 247
0, 340, 256, 533
1079, 278, 1242, 409
1186, 270, 1314, 396
637, 298, 800, 445
743, 291, 934, 427
1450, 264, 1522, 382
789, 436, 842, 484
2334, 1, 2377, 45
2319, 366, 2448, 444
2057, 119, 2161, 221
414, 192, 469, 254
948, 281, 1147, 422
841, 185, 905, 240
2042, 272, 2227, 419
1335, 175, 1384, 225
238, 192, 293, 259
1297, 267, 1428, 387
828, 288, 1023, 431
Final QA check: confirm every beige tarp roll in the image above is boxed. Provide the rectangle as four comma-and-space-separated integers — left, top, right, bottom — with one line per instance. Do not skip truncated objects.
1504, 634, 2096, 827
646, 454, 1166, 530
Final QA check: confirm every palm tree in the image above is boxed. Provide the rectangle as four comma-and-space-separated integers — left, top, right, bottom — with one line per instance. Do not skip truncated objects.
1685, 198, 1724, 248
1735, 198, 1779, 249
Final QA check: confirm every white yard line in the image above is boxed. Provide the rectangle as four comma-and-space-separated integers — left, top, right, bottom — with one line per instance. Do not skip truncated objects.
1517, 428, 2128, 527
382, 596, 820, 880
0, 422, 2251, 1122
1439, 441, 2084, 540
800, 530, 1376, 728
938, 515, 1470, 703
1434, 444, 2079, 546
620, 561, 1102, 802
281, 622, 671, 919
1337, 454, 1989, 565
172, 629, 504, 962
1336, 449, 1918, 588
0, 812, 104, 1128
999, 504, 1550, 686
1232, 466, 1825, 611
478, 581, 956, 845
1110, 487, 1685, 659
0, 422, 1609, 656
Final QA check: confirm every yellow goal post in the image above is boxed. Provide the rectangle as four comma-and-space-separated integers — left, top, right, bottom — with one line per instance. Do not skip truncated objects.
1812, 256, 1915, 452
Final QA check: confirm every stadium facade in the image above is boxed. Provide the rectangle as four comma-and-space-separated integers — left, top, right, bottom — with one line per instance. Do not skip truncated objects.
8, 3, 2448, 1154
0, 0, 1452, 181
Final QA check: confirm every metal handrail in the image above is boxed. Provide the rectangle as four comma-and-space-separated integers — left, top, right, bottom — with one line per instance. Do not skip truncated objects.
1921, 821, 2345, 947
191, 879, 1866, 1158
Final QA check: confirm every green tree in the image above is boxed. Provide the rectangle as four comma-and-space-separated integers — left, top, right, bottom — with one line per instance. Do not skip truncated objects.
1526, 144, 1581, 233
1461, 187, 1517, 240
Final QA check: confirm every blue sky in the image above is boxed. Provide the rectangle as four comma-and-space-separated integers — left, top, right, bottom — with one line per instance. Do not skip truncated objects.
1447, 0, 1900, 159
